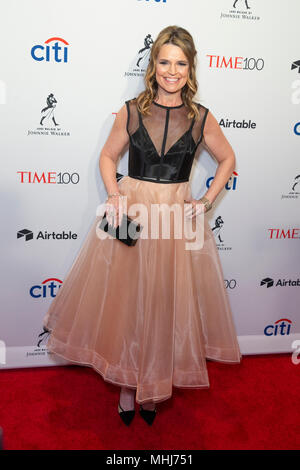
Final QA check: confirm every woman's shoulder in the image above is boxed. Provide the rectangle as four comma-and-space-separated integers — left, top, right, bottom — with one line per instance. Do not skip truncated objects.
192, 100, 209, 112
125, 97, 138, 106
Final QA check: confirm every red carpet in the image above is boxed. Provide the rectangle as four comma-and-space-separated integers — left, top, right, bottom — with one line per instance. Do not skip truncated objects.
0, 353, 299, 450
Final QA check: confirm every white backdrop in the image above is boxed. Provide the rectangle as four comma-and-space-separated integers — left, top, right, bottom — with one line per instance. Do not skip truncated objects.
0, 0, 299, 370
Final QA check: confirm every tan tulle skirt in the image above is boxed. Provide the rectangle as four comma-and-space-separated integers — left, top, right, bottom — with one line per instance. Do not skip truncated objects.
43, 175, 242, 404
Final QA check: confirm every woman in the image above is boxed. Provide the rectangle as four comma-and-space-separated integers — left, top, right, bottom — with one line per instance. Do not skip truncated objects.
43, 25, 242, 427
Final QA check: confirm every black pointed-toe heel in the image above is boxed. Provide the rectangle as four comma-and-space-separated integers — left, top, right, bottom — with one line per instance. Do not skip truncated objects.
118, 402, 135, 426
139, 404, 157, 425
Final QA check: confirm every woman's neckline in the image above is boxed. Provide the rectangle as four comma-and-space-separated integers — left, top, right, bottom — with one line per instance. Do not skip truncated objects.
153, 100, 184, 109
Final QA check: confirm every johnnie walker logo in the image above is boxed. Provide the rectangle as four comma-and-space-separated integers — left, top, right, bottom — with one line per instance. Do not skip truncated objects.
281, 174, 300, 200
27, 93, 70, 137
220, 0, 260, 21
124, 34, 154, 78
211, 216, 233, 251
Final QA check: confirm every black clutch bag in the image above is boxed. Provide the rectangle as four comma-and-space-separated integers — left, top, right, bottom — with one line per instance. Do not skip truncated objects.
99, 211, 143, 246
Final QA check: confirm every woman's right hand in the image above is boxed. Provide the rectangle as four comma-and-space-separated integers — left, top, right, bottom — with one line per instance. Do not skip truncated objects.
105, 194, 126, 228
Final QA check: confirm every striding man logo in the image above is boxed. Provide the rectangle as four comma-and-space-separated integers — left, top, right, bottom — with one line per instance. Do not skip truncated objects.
233, 0, 251, 9
37, 326, 51, 347
40, 93, 59, 127
137, 34, 154, 68
292, 175, 300, 191
212, 216, 224, 243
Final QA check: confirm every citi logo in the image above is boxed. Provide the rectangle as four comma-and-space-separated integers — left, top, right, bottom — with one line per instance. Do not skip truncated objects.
268, 228, 300, 239
207, 171, 238, 191
264, 319, 292, 336
30, 278, 63, 298
206, 55, 264, 71
294, 122, 300, 135
31, 37, 69, 62
261, 277, 300, 288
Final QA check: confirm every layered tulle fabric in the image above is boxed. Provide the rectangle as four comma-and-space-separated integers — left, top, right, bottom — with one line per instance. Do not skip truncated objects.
43, 176, 242, 404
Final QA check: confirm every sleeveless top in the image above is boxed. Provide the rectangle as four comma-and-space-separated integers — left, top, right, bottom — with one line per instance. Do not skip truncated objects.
125, 98, 209, 184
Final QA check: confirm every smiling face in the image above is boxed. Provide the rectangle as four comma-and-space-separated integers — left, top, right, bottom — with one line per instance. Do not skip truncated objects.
155, 43, 189, 96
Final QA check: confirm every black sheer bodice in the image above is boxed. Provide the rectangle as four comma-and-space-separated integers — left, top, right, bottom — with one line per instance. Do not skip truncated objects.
125, 98, 209, 183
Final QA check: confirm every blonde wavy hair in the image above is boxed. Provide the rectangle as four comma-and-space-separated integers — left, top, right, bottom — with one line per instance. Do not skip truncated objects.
135, 25, 200, 120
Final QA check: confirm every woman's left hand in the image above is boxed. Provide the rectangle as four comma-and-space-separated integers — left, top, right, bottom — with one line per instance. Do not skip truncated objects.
184, 198, 206, 219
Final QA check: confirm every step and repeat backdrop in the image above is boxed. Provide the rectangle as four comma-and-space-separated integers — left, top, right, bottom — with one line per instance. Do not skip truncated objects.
0, 0, 299, 370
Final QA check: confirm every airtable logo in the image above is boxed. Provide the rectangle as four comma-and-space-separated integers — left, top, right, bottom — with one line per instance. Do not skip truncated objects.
17, 228, 78, 241
219, 118, 256, 129
291, 60, 300, 74
291, 59, 300, 105
260, 277, 300, 288
31, 37, 69, 63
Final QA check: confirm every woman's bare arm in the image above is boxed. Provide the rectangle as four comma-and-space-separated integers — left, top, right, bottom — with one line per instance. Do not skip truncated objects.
99, 104, 129, 195
201, 110, 236, 205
